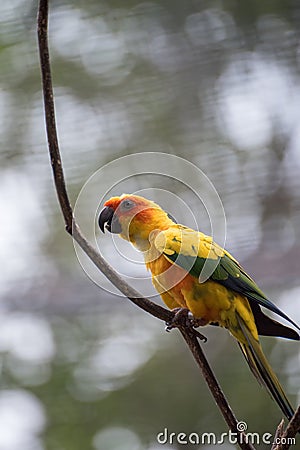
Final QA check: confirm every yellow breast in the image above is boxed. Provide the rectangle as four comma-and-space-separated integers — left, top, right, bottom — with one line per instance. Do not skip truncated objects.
146, 253, 258, 341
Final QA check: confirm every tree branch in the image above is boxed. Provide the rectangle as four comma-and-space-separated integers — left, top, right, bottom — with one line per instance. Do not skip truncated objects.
37, 1, 258, 449
272, 407, 300, 450
37, 0, 73, 233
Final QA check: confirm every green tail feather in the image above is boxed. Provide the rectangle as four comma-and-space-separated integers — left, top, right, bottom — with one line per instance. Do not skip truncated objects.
237, 315, 295, 421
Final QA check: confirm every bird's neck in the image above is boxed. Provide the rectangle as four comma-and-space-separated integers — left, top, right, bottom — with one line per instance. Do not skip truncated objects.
127, 213, 173, 253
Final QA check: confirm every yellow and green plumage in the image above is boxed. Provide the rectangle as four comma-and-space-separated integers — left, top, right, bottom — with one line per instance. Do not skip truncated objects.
99, 194, 300, 420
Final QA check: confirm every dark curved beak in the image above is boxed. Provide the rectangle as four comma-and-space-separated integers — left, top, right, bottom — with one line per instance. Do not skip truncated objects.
98, 206, 114, 233
98, 206, 122, 234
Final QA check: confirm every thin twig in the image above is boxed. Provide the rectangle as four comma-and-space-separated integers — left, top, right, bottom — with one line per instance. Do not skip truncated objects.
37, 1, 256, 449
37, 0, 73, 232
72, 225, 173, 322
272, 406, 300, 450
272, 419, 285, 450
180, 327, 243, 432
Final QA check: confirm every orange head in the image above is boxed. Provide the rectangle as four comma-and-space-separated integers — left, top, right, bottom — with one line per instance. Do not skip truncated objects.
98, 194, 176, 250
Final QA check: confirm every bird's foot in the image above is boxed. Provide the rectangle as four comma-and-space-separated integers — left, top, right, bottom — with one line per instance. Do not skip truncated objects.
165, 308, 208, 342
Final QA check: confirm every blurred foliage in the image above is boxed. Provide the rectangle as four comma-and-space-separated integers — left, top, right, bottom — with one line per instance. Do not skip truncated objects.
1, 0, 300, 449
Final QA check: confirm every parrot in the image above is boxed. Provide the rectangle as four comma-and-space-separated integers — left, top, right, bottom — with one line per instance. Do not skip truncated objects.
98, 193, 300, 420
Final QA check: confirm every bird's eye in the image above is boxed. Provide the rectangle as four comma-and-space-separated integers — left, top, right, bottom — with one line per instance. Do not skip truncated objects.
121, 199, 134, 210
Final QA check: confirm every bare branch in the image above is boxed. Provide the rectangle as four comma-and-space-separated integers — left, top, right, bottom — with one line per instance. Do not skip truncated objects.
272, 419, 285, 450
72, 225, 173, 322
37, 1, 258, 449
37, 0, 73, 232
272, 407, 300, 450
180, 327, 246, 434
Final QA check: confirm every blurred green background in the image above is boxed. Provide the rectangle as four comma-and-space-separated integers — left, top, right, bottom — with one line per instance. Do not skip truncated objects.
1, 0, 300, 449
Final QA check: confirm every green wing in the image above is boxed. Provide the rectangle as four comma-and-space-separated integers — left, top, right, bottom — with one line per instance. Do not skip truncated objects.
155, 227, 300, 334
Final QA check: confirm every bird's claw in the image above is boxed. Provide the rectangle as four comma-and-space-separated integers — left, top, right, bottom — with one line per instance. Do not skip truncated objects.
165, 307, 208, 342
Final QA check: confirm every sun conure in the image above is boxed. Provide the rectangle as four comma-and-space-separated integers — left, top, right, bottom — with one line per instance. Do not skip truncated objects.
99, 194, 299, 420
